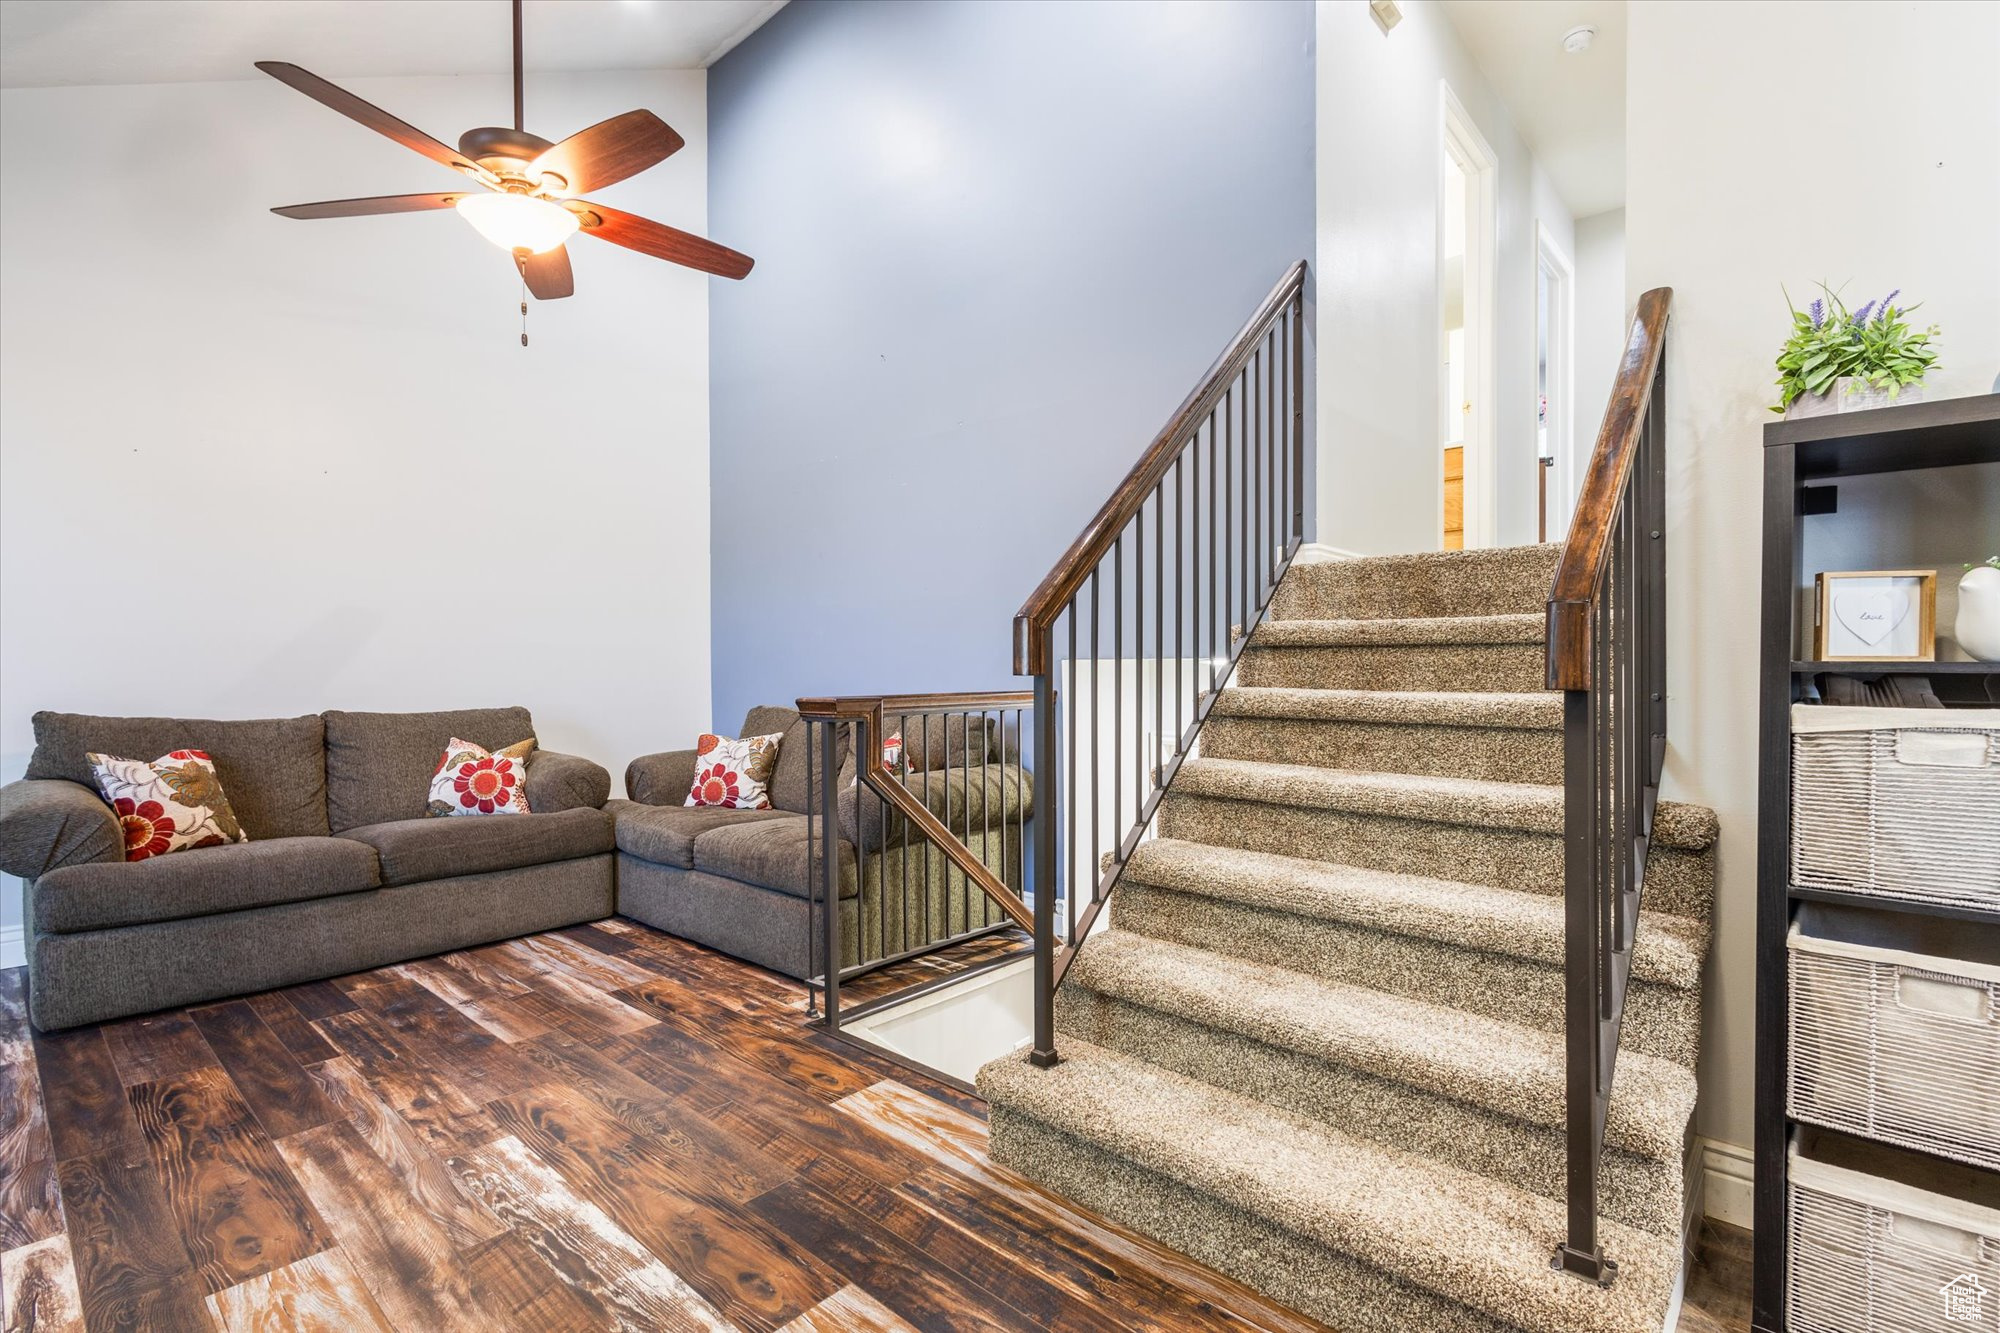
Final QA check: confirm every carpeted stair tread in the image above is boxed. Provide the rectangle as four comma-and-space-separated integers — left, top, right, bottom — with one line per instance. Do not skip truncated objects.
1251, 613, 1545, 647
1120, 839, 1707, 984
1067, 929, 1698, 1162
1214, 685, 1561, 730
1271, 544, 1563, 622
978, 1039, 1679, 1333
1172, 757, 1719, 850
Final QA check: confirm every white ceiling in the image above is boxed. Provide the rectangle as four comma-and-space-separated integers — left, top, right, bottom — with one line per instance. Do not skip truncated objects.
0, 0, 787, 89
1439, 0, 1626, 219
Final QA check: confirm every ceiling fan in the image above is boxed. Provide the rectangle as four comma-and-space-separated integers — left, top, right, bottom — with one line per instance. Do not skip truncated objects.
258, 0, 752, 302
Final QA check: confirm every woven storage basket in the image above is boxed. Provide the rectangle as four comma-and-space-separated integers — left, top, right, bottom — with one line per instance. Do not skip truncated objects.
1788, 1150, 2000, 1333
1788, 926, 2000, 1171
1791, 705, 2000, 911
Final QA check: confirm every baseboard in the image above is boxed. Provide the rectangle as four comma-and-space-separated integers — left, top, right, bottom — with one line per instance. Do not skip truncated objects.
1293, 542, 1362, 563
1700, 1136, 1755, 1229
1, 924, 22, 970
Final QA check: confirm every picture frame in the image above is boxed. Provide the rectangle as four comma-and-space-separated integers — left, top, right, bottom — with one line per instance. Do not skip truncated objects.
1812, 569, 1937, 662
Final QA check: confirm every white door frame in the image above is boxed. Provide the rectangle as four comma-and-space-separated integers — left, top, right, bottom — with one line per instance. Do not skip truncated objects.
1439, 82, 1497, 549
1535, 220, 1576, 540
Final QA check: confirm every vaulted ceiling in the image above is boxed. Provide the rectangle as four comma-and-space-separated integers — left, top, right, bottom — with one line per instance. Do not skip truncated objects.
0, 0, 786, 88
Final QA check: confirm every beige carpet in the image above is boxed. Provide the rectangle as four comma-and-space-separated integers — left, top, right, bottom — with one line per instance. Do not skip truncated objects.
980, 542, 1716, 1333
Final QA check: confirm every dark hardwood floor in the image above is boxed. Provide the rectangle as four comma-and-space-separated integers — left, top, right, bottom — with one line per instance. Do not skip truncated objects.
0, 919, 1753, 1332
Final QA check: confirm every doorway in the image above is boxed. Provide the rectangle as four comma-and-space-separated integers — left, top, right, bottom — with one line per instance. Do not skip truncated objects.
1535, 221, 1574, 543
1439, 84, 1497, 551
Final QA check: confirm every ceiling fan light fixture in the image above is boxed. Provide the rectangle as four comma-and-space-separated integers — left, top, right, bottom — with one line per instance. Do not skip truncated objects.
454, 192, 578, 255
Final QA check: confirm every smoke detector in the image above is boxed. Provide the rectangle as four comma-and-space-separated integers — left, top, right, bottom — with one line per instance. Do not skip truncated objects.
1560, 25, 1597, 54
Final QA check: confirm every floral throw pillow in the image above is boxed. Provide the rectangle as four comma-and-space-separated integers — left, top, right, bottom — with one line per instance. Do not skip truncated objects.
427, 737, 536, 817
848, 732, 905, 787
685, 732, 784, 809
87, 750, 248, 862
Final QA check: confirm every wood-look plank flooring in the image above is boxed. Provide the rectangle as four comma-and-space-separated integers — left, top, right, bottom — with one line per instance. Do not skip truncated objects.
0, 921, 1754, 1332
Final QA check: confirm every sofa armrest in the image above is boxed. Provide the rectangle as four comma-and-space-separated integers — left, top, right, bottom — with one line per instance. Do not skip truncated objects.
625, 749, 699, 807
0, 778, 124, 880
524, 750, 611, 813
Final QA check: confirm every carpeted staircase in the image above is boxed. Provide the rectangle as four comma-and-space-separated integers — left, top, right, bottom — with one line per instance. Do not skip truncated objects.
979, 543, 1717, 1333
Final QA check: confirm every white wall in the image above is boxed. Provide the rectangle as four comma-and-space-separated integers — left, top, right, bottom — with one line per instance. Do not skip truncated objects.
1627, 0, 2000, 1156
1569, 206, 1625, 524
0, 70, 716, 959
1315, 0, 1573, 556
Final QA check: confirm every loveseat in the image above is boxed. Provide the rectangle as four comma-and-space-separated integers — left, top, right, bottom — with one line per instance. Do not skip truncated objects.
612, 704, 1031, 980
0, 707, 614, 1030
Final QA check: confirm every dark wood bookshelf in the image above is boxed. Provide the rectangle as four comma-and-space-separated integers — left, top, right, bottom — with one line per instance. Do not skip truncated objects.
1791, 659, 1998, 674
1753, 393, 2000, 1333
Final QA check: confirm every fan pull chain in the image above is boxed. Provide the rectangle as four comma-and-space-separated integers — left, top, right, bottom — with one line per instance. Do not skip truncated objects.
520, 280, 529, 348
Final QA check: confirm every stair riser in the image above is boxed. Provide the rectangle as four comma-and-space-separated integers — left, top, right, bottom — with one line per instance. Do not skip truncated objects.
989, 1109, 1523, 1333
1158, 793, 1716, 921
1112, 884, 1702, 1069
1203, 715, 1562, 784
1237, 643, 1547, 692
1272, 548, 1561, 622
1057, 988, 1686, 1236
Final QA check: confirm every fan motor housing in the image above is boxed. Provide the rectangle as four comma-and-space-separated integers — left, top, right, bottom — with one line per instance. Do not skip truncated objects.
459, 126, 557, 178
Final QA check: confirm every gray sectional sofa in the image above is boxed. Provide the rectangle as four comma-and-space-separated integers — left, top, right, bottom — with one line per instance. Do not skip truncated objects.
612, 704, 1031, 980
0, 707, 614, 1030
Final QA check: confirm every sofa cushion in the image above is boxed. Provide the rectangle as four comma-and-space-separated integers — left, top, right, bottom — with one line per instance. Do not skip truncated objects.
323, 707, 534, 831
33, 836, 380, 934
741, 705, 824, 817
335, 806, 611, 887
608, 799, 791, 869
692, 813, 857, 900
27, 712, 328, 840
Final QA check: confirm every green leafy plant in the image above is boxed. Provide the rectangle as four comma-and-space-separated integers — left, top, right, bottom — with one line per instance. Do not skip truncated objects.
1967, 557, 1999, 571
1772, 285, 1939, 413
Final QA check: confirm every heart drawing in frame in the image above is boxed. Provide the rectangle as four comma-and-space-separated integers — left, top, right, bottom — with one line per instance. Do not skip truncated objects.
1816, 570, 1935, 661
1832, 588, 1910, 647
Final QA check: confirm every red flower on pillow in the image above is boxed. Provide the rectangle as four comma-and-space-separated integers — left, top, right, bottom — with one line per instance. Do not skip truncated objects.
115, 797, 176, 860
453, 756, 519, 813
166, 749, 211, 761
691, 762, 742, 808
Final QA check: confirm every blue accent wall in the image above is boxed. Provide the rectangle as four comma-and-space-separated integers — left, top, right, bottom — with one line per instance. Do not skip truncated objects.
707, 0, 1313, 730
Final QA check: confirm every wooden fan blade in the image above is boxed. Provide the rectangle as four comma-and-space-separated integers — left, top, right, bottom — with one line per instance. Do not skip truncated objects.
271, 192, 468, 220
256, 61, 488, 181
516, 246, 575, 300
570, 202, 754, 280
532, 110, 684, 197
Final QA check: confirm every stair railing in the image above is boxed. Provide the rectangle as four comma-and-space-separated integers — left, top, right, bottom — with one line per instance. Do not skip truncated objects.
1013, 261, 1310, 1067
1546, 286, 1673, 1284
797, 692, 1036, 1030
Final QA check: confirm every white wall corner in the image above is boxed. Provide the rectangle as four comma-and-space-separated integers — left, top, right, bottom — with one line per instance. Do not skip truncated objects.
1, 924, 23, 971
1700, 1136, 1755, 1229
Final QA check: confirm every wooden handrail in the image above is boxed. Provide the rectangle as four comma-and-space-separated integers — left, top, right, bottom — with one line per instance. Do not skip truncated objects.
1545, 287, 1673, 690
796, 694, 1035, 934
1012, 260, 1311, 675
797, 691, 1034, 716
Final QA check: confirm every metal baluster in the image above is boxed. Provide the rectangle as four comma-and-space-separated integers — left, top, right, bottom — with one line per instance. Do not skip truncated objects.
1112, 528, 1128, 860
1090, 567, 1100, 911
1292, 294, 1306, 543
1208, 412, 1219, 692
821, 719, 842, 1027
1031, 659, 1058, 1066
1175, 454, 1185, 754
1224, 387, 1235, 675
805, 720, 819, 1018
1154, 484, 1164, 801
